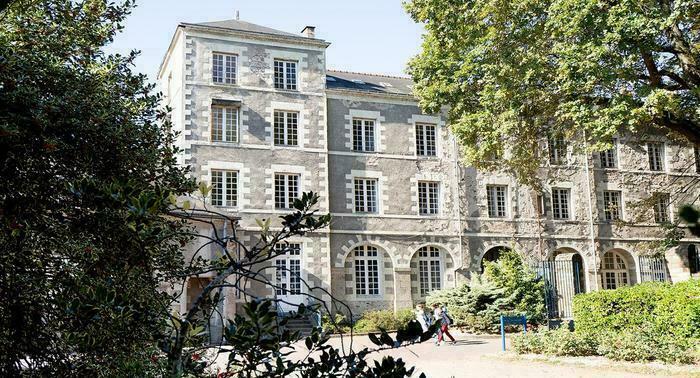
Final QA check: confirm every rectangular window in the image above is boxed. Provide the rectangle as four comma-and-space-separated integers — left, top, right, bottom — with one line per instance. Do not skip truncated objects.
274, 173, 300, 209
415, 123, 437, 156
352, 118, 376, 152
354, 178, 378, 213
552, 188, 571, 220
603, 190, 622, 221
211, 170, 238, 207
211, 105, 238, 143
600, 139, 618, 168
273, 111, 299, 146
548, 136, 567, 165
418, 181, 439, 215
647, 142, 665, 171
486, 185, 507, 218
695, 145, 700, 173
536, 194, 546, 216
274, 59, 297, 90
654, 193, 671, 223
212, 53, 237, 84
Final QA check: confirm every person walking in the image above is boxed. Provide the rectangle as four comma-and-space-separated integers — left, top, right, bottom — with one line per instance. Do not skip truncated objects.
415, 304, 430, 333
432, 303, 456, 345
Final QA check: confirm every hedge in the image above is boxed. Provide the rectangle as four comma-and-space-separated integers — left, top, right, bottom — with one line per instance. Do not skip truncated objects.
572, 279, 700, 340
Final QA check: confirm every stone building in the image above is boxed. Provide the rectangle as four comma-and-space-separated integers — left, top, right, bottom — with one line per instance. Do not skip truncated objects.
158, 19, 700, 322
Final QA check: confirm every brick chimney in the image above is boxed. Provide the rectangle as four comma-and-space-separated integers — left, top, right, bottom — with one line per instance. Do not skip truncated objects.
301, 26, 315, 38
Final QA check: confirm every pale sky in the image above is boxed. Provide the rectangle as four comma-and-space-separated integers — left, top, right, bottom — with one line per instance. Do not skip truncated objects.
106, 0, 425, 82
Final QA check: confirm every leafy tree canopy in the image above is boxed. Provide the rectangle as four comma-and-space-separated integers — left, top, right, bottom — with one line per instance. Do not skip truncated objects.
406, 0, 700, 183
0, 0, 194, 374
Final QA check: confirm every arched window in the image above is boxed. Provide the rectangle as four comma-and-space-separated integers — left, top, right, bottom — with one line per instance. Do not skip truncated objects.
689, 244, 699, 274
601, 251, 629, 289
353, 246, 380, 296
418, 246, 442, 295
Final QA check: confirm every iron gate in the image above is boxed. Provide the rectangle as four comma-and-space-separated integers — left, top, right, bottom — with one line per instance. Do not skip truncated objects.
639, 256, 669, 283
533, 260, 585, 319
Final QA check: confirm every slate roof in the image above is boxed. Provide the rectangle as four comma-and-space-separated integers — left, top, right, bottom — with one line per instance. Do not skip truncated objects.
191, 19, 299, 38
326, 70, 415, 96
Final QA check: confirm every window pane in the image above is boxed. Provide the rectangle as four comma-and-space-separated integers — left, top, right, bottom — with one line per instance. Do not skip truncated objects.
225, 107, 237, 142
225, 171, 238, 207
364, 120, 375, 152
213, 54, 224, 83
287, 112, 298, 146
225, 55, 236, 84
552, 188, 570, 220
211, 170, 223, 206
285, 61, 297, 90
211, 106, 223, 141
273, 60, 285, 89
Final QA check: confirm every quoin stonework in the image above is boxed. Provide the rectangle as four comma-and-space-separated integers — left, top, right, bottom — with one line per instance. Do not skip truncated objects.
158, 19, 700, 324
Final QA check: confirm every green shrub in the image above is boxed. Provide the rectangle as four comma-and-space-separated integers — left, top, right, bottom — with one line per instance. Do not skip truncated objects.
426, 249, 545, 333
597, 331, 696, 364
321, 312, 351, 334
352, 309, 415, 333
573, 279, 700, 340
512, 327, 597, 357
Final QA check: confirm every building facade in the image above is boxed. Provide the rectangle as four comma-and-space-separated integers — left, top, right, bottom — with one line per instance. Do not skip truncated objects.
159, 19, 700, 320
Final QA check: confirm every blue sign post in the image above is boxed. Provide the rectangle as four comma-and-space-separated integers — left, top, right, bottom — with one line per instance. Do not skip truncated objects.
500, 315, 527, 352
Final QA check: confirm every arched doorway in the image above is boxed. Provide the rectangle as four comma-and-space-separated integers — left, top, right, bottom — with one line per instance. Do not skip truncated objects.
572, 254, 586, 294
481, 246, 511, 272
601, 250, 635, 289
689, 244, 699, 274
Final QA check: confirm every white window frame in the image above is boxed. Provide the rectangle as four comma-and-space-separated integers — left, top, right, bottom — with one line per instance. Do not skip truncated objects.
352, 118, 376, 152
212, 52, 237, 85
653, 193, 671, 223
647, 142, 665, 171
486, 185, 508, 218
552, 188, 571, 220
274, 243, 302, 296
603, 190, 623, 221
273, 110, 299, 146
548, 136, 567, 165
415, 123, 437, 157
418, 181, 440, 216
601, 251, 630, 290
353, 245, 380, 296
274, 59, 297, 90
417, 246, 443, 296
210, 169, 238, 207
274, 173, 300, 210
211, 105, 239, 143
599, 139, 618, 169
354, 178, 378, 213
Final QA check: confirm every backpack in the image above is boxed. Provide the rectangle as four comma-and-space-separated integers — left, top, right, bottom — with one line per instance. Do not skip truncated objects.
442, 308, 453, 325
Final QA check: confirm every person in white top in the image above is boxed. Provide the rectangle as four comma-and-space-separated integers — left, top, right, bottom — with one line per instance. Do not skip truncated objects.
432, 302, 456, 345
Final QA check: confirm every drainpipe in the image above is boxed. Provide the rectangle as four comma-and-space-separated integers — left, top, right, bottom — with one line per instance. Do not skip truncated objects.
452, 135, 466, 280
582, 131, 599, 291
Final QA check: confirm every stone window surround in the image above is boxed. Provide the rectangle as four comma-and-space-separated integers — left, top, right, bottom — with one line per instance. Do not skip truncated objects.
596, 183, 624, 223
265, 101, 309, 148
200, 96, 250, 145
344, 109, 386, 152
212, 51, 238, 85
200, 161, 252, 209
264, 164, 312, 211
266, 50, 308, 91
410, 172, 445, 217
408, 114, 445, 157
345, 170, 388, 215
548, 182, 577, 221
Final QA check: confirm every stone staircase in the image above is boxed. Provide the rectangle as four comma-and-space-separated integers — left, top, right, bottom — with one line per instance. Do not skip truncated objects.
283, 314, 316, 337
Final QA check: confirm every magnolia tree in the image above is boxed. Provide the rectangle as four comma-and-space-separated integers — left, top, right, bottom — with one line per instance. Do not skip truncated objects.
165, 190, 434, 377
